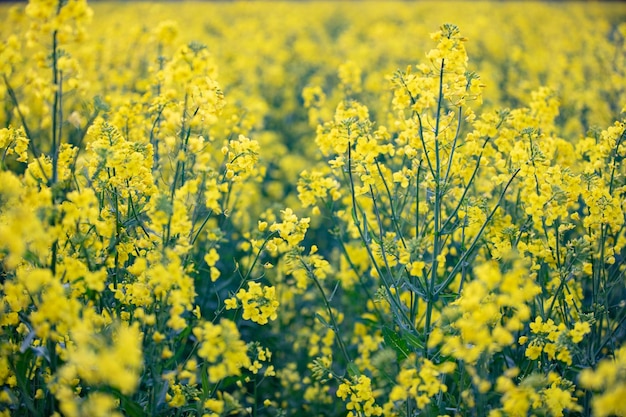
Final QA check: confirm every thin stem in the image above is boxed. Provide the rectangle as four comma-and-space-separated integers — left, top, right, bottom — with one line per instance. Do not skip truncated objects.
434, 59, 445, 140
323, 199, 384, 320
608, 129, 625, 195
424, 59, 446, 354
347, 144, 361, 229
149, 104, 165, 171
441, 136, 492, 233
415, 160, 422, 239
443, 106, 463, 186
347, 143, 417, 335
415, 111, 436, 179
435, 168, 520, 296
300, 259, 352, 364
369, 183, 423, 330
396, 73, 435, 178
51, 31, 60, 186
374, 160, 407, 250
241, 231, 278, 282
3, 75, 48, 181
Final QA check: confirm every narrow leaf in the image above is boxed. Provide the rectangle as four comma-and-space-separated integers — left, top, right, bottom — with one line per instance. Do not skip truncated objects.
402, 331, 424, 350
347, 362, 361, 378
382, 326, 411, 360
314, 312, 332, 329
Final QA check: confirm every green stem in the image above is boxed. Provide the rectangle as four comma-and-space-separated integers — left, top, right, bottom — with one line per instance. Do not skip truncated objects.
443, 106, 463, 186
51, 30, 60, 186
374, 160, 407, 249
3, 76, 49, 183
347, 144, 360, 229
113, 188, 121, 289
397, 73, 435, 178
347, 144, 416, 334
301, 259, 352, 364
367, 183, 419, 335
607, 128, 625, 195
415, 160, 422, 239
323, 202, 383, 320
149, 105, 165, 171
242, 231, 278, 282
434, 60, 445, 140
424, 59, 446, 354
435, 168, 521, 296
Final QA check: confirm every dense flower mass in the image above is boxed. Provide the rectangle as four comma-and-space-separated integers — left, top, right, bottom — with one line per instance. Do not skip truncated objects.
1, 1, 625, 416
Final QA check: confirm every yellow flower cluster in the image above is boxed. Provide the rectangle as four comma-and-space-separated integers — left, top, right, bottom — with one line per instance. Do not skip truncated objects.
193, 319, 251, 383
0, 1, 286, 413
25, 0, 92, 44
226, 281, 279, 325
0, 127, 29, 163
85, 119, 156, 200
491, 370, 581, 417
293, 17, 625, 417
430, 259, 541, 365
384, 356, 455, 414
518, 316, 591, 366
336, 375, 382, 417
50, 322, 143, 407
579, 343, 626, 417
223, 134, 262, 182
268, 208, 310, 250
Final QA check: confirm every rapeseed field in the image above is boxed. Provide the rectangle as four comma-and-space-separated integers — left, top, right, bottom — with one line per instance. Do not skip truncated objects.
1, 1, 625, 416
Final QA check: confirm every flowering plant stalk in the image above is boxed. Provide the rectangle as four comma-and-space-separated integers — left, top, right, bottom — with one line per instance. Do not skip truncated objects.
1, 1, 285, 416
299, 23, 625, 416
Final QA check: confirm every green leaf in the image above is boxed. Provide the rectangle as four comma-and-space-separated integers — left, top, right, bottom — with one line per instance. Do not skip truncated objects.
346, 362, 361, 378
120, 396, 145, 417
402, 331, 424, 350
109, 389, 145, 417
361, 208, 370, 243
314, 312, 332, 329
382, 326, 411, 361
201, 363, 210, 397
173, 325, 193, 359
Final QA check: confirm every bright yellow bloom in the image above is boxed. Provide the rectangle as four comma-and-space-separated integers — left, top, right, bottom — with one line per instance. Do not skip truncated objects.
337, 374, 383, 416
579, 344, 626, 417
193, 319, 251, 383
236, 281, 279, 325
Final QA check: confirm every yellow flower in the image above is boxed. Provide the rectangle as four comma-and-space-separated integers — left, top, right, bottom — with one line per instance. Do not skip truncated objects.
337, 375, 382, 416
224, 135, 261, 182
154, 20, 179, 46
204, 398, 224, 413
525, 342, 543, 360
579, 344, 626, 417
236, 282, 279, 325
193, 319, 251, 383
338, 60, 362, 93
50, 321, 143, 400
569, 321, 591, 343
409, 261, 425, 277
269, 208, 310, 249
298, 169, 341, 209
166, 383, 185, 408
225, 297, 238, 310
204, 248, 219, 267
